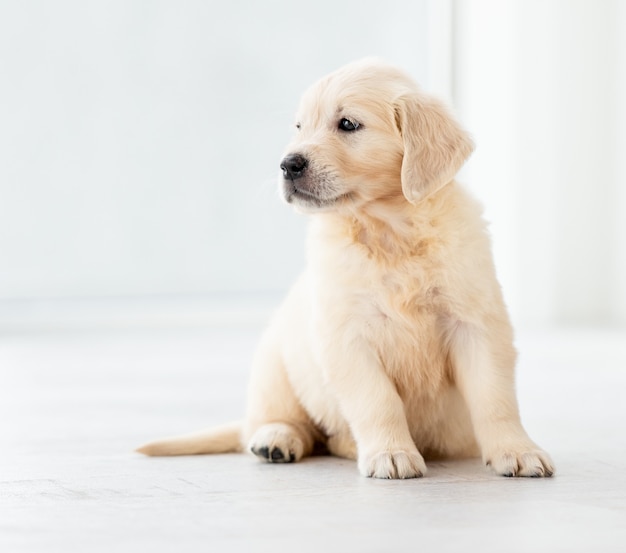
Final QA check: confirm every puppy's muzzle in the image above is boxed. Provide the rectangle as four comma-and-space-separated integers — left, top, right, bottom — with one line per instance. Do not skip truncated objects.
280, 153, 308, 181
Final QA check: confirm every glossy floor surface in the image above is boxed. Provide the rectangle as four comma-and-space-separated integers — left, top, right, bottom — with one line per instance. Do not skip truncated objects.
1, 317, 625, 552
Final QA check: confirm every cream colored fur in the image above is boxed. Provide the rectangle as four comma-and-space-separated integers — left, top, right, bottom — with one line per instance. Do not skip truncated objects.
138, 59, 554, 479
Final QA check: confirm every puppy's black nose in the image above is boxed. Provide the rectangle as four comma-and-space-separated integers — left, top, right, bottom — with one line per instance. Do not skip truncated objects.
280, 153, 308, 180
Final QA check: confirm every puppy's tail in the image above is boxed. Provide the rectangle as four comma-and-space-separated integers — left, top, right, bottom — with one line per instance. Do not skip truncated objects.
136, 421, 243, 456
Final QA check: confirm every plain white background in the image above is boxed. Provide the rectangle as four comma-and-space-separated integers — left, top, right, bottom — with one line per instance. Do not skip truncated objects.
0, 0, 429, 299
0, 0, 625, 331
456, 0, 626, 328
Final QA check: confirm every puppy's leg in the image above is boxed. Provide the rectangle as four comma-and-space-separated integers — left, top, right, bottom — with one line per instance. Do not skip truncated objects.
326, 429, 358, 460
244, 333, 319, 464
323, 340, 426, 479
449, 321, 554, 477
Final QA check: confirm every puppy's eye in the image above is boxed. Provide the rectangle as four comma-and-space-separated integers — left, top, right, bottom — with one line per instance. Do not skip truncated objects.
338, 118, 360, 132
295, 123, 301, 130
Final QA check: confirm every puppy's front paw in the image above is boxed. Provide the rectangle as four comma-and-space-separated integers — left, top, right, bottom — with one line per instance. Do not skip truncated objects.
486, 446, 555, 477
359, 449, 427, 479
248, 423, 304, 464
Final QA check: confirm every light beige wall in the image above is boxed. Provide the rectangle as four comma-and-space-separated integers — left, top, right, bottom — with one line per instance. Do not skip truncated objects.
454, 0, 626, 327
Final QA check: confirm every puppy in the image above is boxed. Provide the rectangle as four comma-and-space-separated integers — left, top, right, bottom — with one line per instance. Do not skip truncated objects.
138, 59, 554, 479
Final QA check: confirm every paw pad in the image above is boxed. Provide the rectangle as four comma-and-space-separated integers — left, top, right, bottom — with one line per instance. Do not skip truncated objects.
250, 444, 296, 463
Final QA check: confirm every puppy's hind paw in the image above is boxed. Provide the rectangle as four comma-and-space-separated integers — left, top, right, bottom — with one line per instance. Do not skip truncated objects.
248, 423, 305, 464
359, 449, 427, 479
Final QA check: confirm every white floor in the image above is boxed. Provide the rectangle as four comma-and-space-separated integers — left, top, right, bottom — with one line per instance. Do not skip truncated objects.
1, 303, 625, 552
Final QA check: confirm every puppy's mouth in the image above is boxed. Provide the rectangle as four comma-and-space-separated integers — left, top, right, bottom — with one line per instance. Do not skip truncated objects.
282, 179, 350, 210
279, 154, 352, 210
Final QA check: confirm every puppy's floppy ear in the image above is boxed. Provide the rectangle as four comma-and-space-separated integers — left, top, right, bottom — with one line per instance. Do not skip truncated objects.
395, 93, 474, 204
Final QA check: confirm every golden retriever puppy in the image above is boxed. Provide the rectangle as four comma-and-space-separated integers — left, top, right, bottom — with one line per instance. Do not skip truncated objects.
138, 59, 554, 479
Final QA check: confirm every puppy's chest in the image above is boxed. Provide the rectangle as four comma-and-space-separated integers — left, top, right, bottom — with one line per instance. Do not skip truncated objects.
331, 243, 445, 332
352, 275, 449, 395
348, 239, 446, 316
351, 233, 447, 332
314, 219, 451, 325
360, 271, 443, 348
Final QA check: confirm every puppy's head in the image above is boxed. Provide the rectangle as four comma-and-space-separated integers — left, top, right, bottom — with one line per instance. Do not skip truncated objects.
279, 59, 474, 213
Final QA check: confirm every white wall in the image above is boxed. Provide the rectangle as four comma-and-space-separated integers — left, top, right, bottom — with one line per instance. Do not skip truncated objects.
454, 0, 626, 328
0, 0, 430, 300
